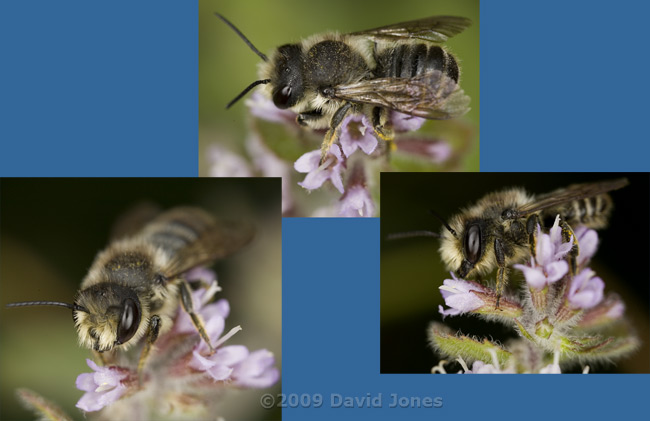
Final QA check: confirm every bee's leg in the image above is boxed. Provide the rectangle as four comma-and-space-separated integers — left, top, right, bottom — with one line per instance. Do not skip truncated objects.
93, 349, 109, 366
179, 279, 215, 354
297, 109, 323, 126
136, 315, 161, 375
320, 102, 353, 164
559, 220, 579, 275
526, 214, 541, 257
371, 107, 395, 157
494, 237, 507, 309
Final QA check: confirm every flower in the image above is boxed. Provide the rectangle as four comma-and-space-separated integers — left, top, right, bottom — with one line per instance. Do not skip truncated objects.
232, 349, 280, 388
438, 274, 486, 318
568, 268, 605, 309
339, 114, 378, 158
245, 91, 297, 125
339, 185, 375, 217
513, 215, 572, 289
539, 363, 562, 374
391, 111, 426, 132
207, 144, 253, 177
575, 225, 599, 266
174, 270, 229, 334
396, 138, 452, 164
465, 361, 513, 374
75, 359, 131, 412
294, 144, 345, 193
246, 132, 295, 214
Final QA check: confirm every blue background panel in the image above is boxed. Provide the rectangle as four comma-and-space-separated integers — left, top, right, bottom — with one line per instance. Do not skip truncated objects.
482, 1, 650, 170
0, 1, 197, 176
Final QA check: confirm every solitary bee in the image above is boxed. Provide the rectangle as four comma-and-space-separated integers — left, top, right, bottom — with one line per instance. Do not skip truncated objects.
437, 179, 629, 307
7, 207, 253, 371
217, 13, 471, 162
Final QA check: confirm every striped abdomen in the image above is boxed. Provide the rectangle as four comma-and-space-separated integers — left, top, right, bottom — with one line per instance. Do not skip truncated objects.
543, 194, 614, 229
374, 44, 460, 83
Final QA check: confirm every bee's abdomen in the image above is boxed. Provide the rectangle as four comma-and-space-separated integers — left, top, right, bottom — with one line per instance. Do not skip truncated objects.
140, 208, 214, 257
547, 195, 614, 229
375, 44, 459, 82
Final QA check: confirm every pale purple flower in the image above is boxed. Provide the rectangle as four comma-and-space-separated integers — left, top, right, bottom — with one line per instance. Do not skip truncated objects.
339, 114, 378, 157
574, 225, 599, 266
207, 144, 253, 177
245, 91, 297, 125
232, 349, 280, 388
539, 363, 562, 374
568, 269, 605, 309
391, 111, 426, 132
396, 138, 452, 164
294, 144, 345, 194
174, 275, 230, 335
465, 361, 514, 374
339, 185, 375, 217
438, 274, 486, 318
606, 300, 625, 319
246, 132, 295, 214
76, 359, 130, 412
185, 267, 218, 284
514, 215, 571, 289
176, 276, 278, 386
188, 313, 245, 381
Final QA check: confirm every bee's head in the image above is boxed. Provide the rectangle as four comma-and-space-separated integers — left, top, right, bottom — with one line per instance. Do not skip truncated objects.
439, 214, 488, 280
74, 283, 145, 352
267, 44, 304, 109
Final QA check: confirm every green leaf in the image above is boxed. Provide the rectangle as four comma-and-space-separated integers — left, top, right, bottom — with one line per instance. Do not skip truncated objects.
560, 334, 640, 361
428, 322, 511, 366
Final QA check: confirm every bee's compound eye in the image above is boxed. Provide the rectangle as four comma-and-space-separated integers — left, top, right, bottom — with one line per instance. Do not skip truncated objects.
272, 85, 292, 109
464, 224, 481, 264
116, 298, 140, 345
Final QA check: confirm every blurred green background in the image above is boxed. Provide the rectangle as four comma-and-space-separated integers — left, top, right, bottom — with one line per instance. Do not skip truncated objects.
380, 173, 650, 373
199, 0, 480, 174
0, 179, 282, 420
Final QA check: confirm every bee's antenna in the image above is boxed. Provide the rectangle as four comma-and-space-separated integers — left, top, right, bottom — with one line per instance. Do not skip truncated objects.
226, 78, 271, 109
429, 209, 457, 238
215, 12, 268, 62
6, 301, 89, 313
386, 231, 440, 241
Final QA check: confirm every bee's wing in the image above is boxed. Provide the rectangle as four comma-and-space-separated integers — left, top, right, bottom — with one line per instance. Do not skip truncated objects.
141, 207, 254, 279
110, 202, 162, 241
330, 71, 470, 119
515, 178, 629, 217
348, 16, 471, 43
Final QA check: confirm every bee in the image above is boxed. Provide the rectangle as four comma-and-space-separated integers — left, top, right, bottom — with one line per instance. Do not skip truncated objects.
216, 13, 471, 162
437, 179, 629, 307
6, 207, 253, 371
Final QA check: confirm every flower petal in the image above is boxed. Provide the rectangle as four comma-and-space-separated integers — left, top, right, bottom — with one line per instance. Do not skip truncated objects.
75, 373, 97, 392
293, 150, 320, 173
514, 264, 547, 290
298, 169, 330, 191
545, 260, 569, 284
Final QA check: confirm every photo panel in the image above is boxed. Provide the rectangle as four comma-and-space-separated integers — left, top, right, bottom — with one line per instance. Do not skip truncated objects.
0, 178, 281, 421
381, 172, 649, 375
199, 0, 479, 216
